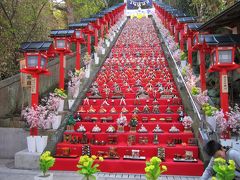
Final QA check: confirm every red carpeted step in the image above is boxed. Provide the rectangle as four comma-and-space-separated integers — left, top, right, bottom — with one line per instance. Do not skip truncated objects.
52, 17, 204, 176
51, 158, 204, 176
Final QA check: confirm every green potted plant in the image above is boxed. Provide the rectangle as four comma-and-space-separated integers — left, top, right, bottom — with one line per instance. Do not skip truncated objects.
191, 86, 200, 95
202, 103, 218, 131
34, 151, 55, 180
145, 156, 167, 180
180, 51, 187, 68
77, 155, 104, 180
212, 157, 235, 180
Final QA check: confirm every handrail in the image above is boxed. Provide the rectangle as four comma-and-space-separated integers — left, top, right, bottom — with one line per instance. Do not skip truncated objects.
154, 16, 219, 142
162, 37, 202, 121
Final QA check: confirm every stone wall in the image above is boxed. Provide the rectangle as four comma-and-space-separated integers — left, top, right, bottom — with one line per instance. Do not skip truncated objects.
0, 128, 28, 158
0, 49, 86, 127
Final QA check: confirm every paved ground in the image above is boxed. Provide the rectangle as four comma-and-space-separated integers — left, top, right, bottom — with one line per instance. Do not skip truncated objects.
0, 159, 200, 180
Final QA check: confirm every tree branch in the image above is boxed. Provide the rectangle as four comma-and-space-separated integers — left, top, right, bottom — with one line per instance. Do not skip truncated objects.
0, 1, 17, 39
25, 1, 48, 41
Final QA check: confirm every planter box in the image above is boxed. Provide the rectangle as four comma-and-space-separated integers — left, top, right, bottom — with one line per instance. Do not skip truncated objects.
94, 53, 99, 64
52, 115, 62, 130
72, 87, 79, 99
68, 99, 75, 109
57, 99, 64, 112
181, 60, 187, 68
36, 136, 48, 153
206, 116, 216, 132
101, 48, 105, 55
27, 136, 36, 153
85, 64, 90, 78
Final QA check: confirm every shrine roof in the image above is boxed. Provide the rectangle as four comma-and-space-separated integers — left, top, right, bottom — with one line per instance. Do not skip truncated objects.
92, 14, 105, 18
69, 23, 88, 29
20, 41, 53, 52
80, 18, 98, 23
177, 17, 197, 23
50, 29, 74, 37
198, 34, 240, 46
188, 23, 203, 30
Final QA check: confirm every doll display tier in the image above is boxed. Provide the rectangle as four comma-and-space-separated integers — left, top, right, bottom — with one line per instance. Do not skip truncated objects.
51, 17, 204, 176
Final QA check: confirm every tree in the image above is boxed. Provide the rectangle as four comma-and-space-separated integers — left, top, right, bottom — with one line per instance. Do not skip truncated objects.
0, 0, 65, 80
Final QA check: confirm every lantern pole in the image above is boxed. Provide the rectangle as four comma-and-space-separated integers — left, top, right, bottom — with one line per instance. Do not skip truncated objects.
187, 36, 193, 66
59, 52, 65, 89
87, 34, 91, 55
76, 41, 81, 70
199, 49, 206, 91
95, 28, 98, 47
180, 28, 184, 51
175, 28, 179, 43
30, 72, 39, 136
101, 23, 104, 39
219, 69, 229, 114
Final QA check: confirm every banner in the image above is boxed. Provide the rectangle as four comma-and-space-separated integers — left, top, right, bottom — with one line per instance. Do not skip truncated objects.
127, 0, 153, 9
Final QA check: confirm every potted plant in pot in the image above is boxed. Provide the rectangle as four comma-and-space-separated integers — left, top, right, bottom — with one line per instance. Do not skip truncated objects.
227, 104, 240, 141
212, 157, 236, 180
202, 103, 218, 132
93, 46, 100, 65
54, 88, 67, 112
68, 68, 85, 108
145, 156, 167, 180
180, 51, 187, 68
83, 54, 92, 78
77, 155, 104, 180
34, 151, 55, 180
43, 93, 63, 130
22, 105, 50, 153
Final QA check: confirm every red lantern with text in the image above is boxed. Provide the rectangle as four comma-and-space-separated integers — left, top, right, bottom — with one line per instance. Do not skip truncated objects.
20, 41, 54, 135
209, 46, 240, 113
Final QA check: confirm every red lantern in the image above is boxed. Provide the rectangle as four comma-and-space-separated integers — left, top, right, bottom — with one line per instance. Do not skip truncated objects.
20, 41, 55, 135
69, 23, 88, 70
50, 29, 74, 89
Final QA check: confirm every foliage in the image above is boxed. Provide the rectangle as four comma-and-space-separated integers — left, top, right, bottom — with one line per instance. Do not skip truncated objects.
212, 157, 235, 180
191, 86, 200, 95
68, 68, 85, 98
164, 0, 236, 22
39, 151, 55, 177
202, 103, 218, 116
227, 104, 240, 134
145, 156, 167, 180
214, 109, 228, 133
180, 51, 187, 61
54, 88, 67, 99
0, 0, 65, 80
195, 90, 209, 105
77, 155, 104, 180
22, 105, 54, 129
